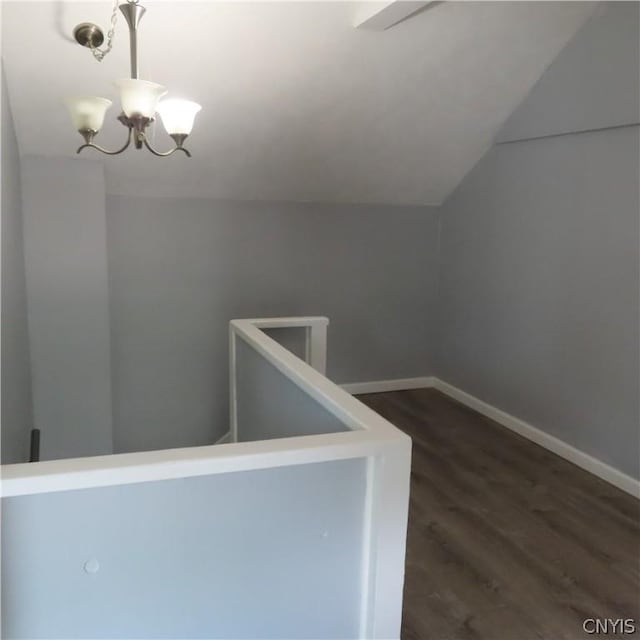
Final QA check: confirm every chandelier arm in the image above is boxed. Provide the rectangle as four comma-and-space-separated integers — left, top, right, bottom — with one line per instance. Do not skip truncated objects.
76, 128, 133, 155
142, 137, 192, 158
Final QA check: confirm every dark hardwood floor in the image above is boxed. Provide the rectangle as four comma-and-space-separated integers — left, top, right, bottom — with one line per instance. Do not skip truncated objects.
358, 388, 640, 640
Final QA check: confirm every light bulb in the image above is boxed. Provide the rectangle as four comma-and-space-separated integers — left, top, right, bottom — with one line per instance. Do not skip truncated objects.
115, 79, 167, 118
157, 99, 202, 135
65, 96, 112, 132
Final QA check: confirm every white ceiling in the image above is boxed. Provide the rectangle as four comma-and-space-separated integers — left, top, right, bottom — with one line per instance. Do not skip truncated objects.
2, 1, 596, 205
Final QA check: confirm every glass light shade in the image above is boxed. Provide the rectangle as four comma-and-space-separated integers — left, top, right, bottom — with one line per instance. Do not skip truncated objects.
156, 99, 202, 135
115, 79, 167, 118
65, 96, 112, 132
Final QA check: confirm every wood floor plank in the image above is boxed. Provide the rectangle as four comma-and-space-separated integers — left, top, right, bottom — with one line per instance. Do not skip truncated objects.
358, 388, 640, 640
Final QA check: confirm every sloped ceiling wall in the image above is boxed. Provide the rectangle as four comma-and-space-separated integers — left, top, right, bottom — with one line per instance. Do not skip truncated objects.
497, 1, 639, 142
2, 1, 596, 204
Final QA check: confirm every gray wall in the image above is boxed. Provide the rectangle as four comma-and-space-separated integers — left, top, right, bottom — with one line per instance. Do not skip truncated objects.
2, 458, 366, 639
437, 2, 640, 479
236, 335, 348, 444
107, 196, 439, 451
21, 157, 113, 460
1, 65, 33, 464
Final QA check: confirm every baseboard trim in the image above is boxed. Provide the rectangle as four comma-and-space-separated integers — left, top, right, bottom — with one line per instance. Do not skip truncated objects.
431, 378, 640, 498
341, 377, 435, 395
342, 375, 639, 498
215, 431, 232, 445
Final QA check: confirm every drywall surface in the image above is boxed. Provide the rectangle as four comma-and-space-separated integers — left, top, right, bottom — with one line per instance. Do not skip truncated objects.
262, 326, 308, 362
498, 2, 639, 142
236, 335, 348, 442
438, 128, 639, 478
2, 458, 366, 638
1, 66, 33, 464
20, 157, 113, 460
437, 2, 639, 478
107, 196, 439, 452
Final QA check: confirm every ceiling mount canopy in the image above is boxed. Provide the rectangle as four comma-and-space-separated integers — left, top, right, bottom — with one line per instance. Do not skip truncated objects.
66, 0, 201, 158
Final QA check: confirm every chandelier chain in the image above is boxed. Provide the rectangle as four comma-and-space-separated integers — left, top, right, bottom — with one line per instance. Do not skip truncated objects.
89, 0, 119, 62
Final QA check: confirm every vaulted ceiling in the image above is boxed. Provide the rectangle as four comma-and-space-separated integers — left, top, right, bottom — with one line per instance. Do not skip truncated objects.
2, 1, 596, 205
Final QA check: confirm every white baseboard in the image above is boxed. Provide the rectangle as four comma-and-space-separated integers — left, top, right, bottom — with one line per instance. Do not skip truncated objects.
431, 378, 640, 498
215, 431, 232, 445
341, 376, 435, 395
342, 375, 639, 498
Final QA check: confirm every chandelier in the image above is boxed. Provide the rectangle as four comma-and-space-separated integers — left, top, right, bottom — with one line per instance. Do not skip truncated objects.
66, 0, 201, 157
